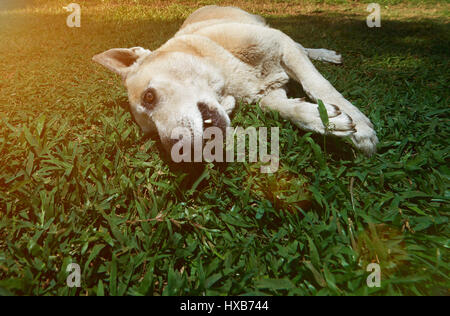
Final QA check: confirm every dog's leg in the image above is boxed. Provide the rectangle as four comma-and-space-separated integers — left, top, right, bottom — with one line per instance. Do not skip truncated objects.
296, 43, 342, 64
260, 89, 355, 137
282, 40, 378, 156
305, 48, 342, 64
222, 95, 236, 115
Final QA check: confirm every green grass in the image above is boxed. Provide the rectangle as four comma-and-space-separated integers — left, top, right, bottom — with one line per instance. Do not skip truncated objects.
0, 0, 449, 296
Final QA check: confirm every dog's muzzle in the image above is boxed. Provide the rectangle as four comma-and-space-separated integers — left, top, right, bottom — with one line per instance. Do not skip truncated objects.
162, 102, 229, 160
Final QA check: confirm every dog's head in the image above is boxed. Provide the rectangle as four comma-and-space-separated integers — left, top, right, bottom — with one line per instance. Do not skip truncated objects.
93, 47, 230, 154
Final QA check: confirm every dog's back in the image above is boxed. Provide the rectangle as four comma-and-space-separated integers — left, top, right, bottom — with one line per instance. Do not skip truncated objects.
176, 5, 267, 37
181, 5, 266, 29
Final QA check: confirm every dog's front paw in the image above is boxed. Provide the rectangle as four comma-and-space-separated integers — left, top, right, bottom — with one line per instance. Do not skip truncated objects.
292, 100, 356, 137
221, 95, 236, 115
321, 50, 342, 64
350, 123, 378, 156
311, 102, 378, 156
322, 105, 357, 137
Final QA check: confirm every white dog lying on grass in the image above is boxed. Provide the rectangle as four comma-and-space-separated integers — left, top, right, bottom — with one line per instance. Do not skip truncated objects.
93, 5, 378, 157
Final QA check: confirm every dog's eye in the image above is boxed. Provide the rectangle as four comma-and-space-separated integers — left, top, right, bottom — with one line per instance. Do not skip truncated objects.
142, 88, 157, 110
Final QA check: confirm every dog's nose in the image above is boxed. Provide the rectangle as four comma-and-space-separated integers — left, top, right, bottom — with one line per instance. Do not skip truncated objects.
163, 134, 197, 162
167, 137, 181, 150
159, 134, 180, 153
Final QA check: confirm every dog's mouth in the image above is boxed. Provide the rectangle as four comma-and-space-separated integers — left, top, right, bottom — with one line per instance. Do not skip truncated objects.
141, 102, 230, 157
197, 102, 228, 133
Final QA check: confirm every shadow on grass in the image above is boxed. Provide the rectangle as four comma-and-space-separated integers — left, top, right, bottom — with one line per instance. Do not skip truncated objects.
267, 14, 449, 59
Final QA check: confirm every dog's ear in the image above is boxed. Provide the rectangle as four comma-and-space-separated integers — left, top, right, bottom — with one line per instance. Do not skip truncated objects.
92, 47, 151, 79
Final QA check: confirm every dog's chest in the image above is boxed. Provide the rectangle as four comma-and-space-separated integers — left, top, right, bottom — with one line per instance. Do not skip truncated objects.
196, 28, 289, 102
221, 53, 289, 103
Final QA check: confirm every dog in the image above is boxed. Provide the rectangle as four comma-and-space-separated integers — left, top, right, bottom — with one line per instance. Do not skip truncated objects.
93, 5, 378, 158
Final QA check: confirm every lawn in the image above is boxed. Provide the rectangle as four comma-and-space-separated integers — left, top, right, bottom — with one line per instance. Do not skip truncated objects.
0, 0, 448, 296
